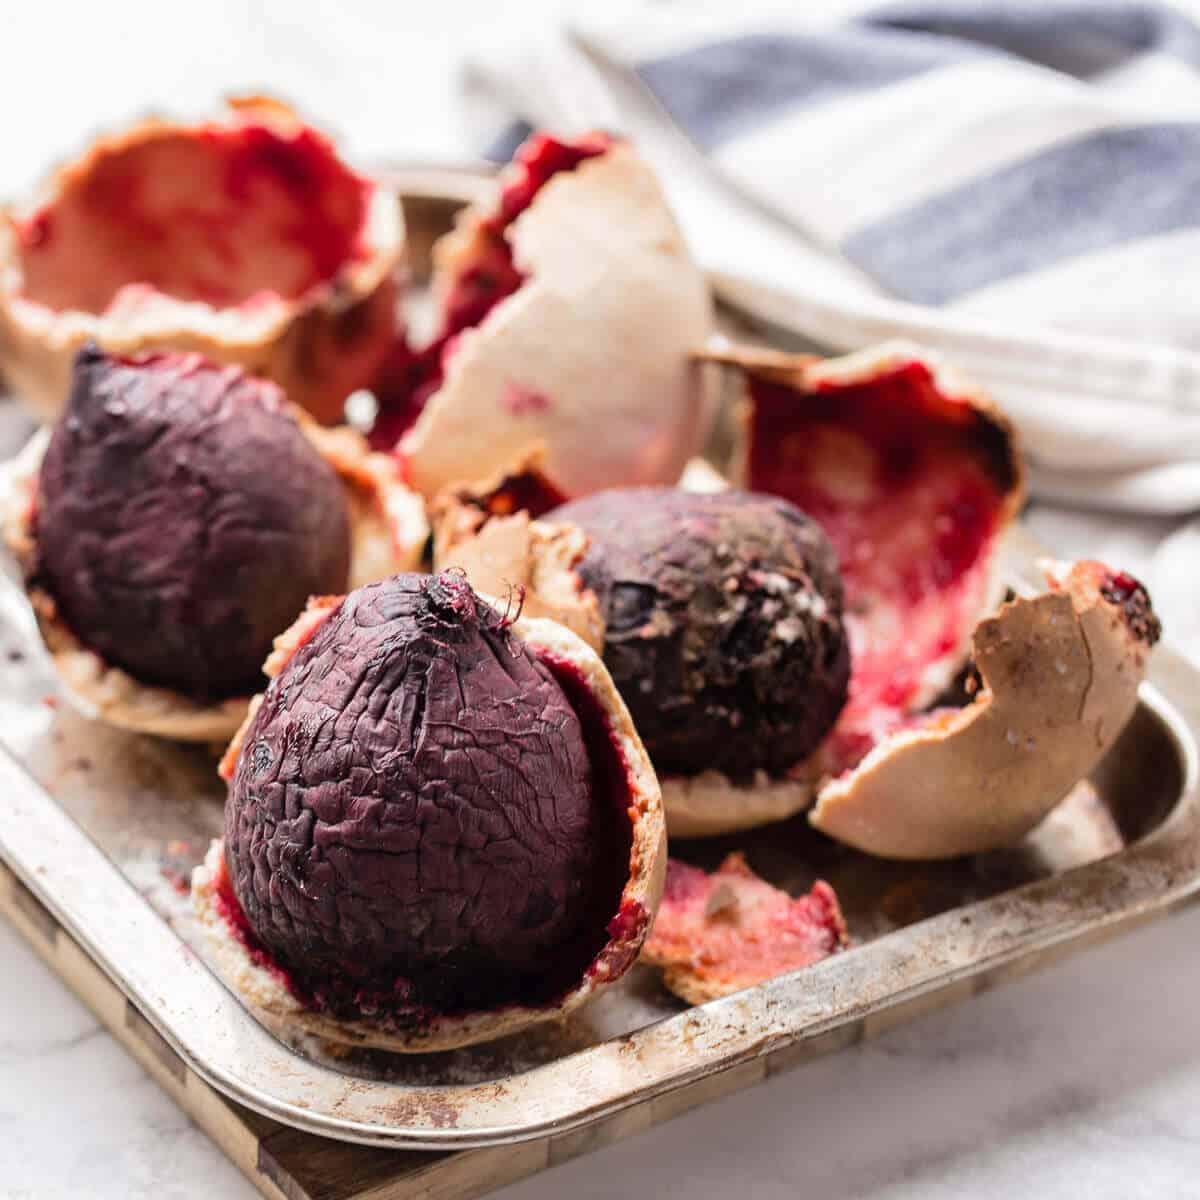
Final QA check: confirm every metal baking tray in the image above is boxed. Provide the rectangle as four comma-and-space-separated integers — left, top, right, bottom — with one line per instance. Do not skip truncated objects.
0, 170, 1197, 1152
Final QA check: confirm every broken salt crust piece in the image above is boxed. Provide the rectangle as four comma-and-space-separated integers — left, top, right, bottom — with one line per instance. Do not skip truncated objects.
809, 559, 1160, 859
391, 133, 714, 499
642, 853, 847, 1004
429, 445, 604, 652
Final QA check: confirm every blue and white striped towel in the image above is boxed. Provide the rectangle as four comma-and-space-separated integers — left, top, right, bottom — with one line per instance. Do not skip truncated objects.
462, 0, 1200, 519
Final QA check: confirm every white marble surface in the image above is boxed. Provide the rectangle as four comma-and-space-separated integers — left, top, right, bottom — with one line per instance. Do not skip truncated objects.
3, 3, 1200, 1198
0, 916, 250, 1200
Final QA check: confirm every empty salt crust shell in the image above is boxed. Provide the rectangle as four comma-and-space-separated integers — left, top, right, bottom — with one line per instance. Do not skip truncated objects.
437, 341, 1161, 859
398, 139, 714, 499
0, 97, 403, 423
1, 409, 428, 742
194, 593, 667, 1053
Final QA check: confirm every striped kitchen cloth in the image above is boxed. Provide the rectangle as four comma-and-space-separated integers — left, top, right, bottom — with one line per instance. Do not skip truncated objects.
462, 0, 1200, 517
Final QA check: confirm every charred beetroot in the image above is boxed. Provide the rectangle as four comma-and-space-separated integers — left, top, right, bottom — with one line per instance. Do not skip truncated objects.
548, 489, 850, 777
222, 572, 633, 1022
35, 345, 351, 700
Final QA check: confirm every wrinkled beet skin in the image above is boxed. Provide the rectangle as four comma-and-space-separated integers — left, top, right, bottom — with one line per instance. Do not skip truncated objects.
550, 488, 851, 777
35, 346, 351, 700
224, 572, 629, 1021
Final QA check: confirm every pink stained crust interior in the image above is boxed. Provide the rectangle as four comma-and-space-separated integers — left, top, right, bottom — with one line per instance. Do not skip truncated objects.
13, 116, 372, 318
370, 131, 613, 451
455, 460, 569, 523
644, 853, 847, 996
209, 637, 645, 1027
745, 361, 1016, 778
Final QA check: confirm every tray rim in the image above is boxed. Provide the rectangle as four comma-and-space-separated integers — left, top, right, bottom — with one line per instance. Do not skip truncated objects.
0, 524, 1197, 1150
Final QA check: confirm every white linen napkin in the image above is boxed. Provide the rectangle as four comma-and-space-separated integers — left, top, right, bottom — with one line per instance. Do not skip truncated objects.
461, 0, 1200, 517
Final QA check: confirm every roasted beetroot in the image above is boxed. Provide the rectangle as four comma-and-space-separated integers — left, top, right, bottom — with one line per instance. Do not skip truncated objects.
548, 488, 850, 777
34, 344, 351, 700
221, 572, 634, 1023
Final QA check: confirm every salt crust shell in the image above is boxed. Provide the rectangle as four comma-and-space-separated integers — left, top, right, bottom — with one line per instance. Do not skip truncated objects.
664, 339, 1023, 840
433, 344, 1157, 857
809, 559, 1156, 859
709, 336, 1024, 712
430, 446, 604, 653
194, 593, 666, 1053
400, 144, 714, 498
1, 413, 428, 743
0, 97, 404, 424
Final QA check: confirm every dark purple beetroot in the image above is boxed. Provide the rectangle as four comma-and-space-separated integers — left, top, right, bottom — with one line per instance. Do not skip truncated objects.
548, 488, 850, 778
35, 345, 351, 700
223, 572, 630, 1021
